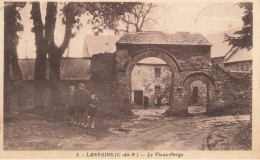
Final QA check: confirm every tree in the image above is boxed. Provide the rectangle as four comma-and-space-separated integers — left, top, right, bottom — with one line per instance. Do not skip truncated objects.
117, 2, 156, 33
224, 2, 253, 50
31, 2, 140, 109
4, 2, 26, 113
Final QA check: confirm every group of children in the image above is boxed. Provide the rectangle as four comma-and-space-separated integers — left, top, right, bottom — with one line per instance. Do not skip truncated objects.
66, 83, 98, 129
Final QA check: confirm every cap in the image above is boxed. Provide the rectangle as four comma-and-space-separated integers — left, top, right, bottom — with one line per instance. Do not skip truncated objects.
79, 83, 85, 88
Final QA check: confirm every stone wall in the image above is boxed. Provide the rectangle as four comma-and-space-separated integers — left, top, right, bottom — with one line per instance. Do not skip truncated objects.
131, 63, 172, 105
208, 65, 252, 114
90, 53, 117, 84
116, 44, 212, 72
211, 57, 225, 68
9, 80, 133, 119
115, 43, 252, 116
223, 61, 252, 72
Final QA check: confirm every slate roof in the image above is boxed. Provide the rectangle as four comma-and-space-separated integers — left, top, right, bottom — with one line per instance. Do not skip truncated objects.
15, 58, 91, 80
224, 47, 252, 64
117, 31, 211, 45
206, 29, 252, 63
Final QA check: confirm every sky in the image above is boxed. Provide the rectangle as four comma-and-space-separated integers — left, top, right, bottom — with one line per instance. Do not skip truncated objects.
16, 2, 244, 59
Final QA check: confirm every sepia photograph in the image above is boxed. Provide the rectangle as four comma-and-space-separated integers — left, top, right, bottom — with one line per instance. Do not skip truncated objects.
1, 0, 259, 158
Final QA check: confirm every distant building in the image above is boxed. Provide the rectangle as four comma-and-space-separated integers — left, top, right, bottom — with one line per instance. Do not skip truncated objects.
207, 29, 252, 73
82, 35, 120, 57
16, 35, 121, 80
222, 47, 252, 73
131, 62, 172, 106
14, 58, 91, 80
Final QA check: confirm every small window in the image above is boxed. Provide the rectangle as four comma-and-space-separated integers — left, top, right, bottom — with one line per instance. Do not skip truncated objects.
155, 86, 161, 95
138, 70, 141, 74
155, 68, 161, 77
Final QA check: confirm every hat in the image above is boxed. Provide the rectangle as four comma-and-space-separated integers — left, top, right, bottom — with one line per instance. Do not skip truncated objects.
79, 83, 85, 88
69, 86, 75, 89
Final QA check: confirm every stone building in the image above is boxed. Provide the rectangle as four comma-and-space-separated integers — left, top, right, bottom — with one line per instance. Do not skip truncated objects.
212, 47, 252, 73
131, 62, 172, 106
115, 31, 252, 116
12, 31, 252, 116
207, 29, 252, 73
15, 58, 91, 80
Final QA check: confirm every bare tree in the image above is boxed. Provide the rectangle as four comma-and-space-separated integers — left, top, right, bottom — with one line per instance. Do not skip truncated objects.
118, 3, 156, 33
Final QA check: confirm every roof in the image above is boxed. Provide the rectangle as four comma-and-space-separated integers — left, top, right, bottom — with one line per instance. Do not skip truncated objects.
15, 58, 91, 80
117, 31, 211, 45
224, 47, 252, 64
82, 35, 121, 57
206, 29, 252, 62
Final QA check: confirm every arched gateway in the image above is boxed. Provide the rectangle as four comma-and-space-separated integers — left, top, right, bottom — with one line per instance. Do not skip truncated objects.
115, 31, 216, 115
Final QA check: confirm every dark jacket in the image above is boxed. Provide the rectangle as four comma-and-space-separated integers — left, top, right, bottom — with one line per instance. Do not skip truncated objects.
66, 92, 76, 106
75, 89, 90, 106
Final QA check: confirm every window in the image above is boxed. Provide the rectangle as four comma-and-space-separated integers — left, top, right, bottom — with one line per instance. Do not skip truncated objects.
155, 86, 161, 96
154, 68, 161, 77
138, 70, 141, 74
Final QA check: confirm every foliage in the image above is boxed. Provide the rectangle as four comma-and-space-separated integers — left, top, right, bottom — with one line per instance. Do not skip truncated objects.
4, 2, 26, 49
29, 2, 140, 107
224, 2, 253, 50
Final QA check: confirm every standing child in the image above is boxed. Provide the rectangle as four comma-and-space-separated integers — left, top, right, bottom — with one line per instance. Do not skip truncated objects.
75, 83, 88, 125
85, 92, 98, 129
66, 86, 76, 124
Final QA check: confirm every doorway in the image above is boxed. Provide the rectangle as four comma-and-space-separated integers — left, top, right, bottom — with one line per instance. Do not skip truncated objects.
134, 90, 143, 105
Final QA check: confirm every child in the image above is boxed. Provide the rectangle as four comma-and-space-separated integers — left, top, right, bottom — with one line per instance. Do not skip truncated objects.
66, 86, 76, 124
85, 92, 98, 129
75, 83, 89, 125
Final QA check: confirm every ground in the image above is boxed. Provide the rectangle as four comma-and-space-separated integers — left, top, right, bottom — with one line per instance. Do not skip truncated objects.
4, 106, 251, 150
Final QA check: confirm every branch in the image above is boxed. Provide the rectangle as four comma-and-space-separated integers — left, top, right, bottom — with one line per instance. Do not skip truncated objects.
59, 3, 75, 55
45, 2, 57, 48
31, 2, 45, 55
59, 24, 73, 55
122, 17, 137, 26
139, 4, 153, 31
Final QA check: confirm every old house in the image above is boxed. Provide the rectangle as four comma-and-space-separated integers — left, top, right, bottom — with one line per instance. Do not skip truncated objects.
207, 29, 252, 73
131, 58, 172, 106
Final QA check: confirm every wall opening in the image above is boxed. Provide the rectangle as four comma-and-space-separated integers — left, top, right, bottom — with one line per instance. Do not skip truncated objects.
192, 86, 199, 105
189, 80, 208, 106
131, 57, 173, 109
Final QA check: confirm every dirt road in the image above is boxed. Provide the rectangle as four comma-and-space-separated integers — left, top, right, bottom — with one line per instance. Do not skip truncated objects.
4, 106, 251, 150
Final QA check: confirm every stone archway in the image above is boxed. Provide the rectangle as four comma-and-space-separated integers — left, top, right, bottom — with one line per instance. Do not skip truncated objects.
182, 72, 216, 113
118, 48, 181, 107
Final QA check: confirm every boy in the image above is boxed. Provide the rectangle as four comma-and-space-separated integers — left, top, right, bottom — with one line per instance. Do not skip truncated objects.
84, 92, 98, 129
75, 83, 89, 125
66, 86, 76, 124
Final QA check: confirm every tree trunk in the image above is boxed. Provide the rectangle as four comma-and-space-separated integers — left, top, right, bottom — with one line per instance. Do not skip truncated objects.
48, 47, 62, 109
34, 53, 47, 110
4, 3, 25, 113
31, 2, 48, 110
4, 49, 11, 114
10, 46, 26, 111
